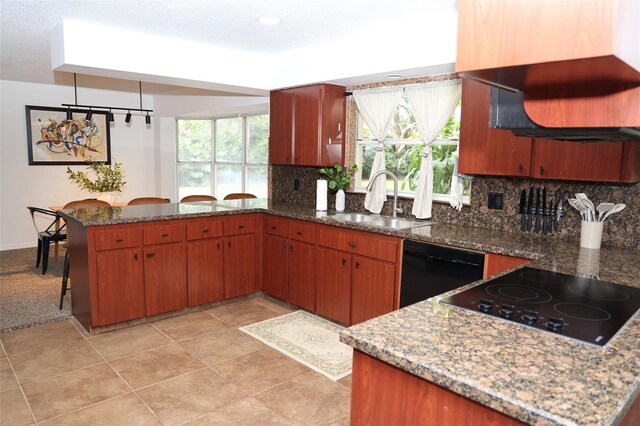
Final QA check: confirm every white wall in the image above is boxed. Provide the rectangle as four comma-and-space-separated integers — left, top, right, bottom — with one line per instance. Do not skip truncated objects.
0, 80, 156, 250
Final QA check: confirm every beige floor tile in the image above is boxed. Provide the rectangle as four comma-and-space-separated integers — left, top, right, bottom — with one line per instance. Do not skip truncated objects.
251, 297, 298, 315
10, 339, 103, 385
152, 311, 228, 342
338, 375, 352, 389
137, 368, 247, 425
109, 343, 204, 389
179, 327, 265, 365
184, 397, 290, 426
39, 393, 161, 426
0, 388, 34, 425
207, 300, 282, 327
213, 348, 309, 395
0, 320, 82, 358
68, 316, 91, 338
0, 357, 18, 391
88, 324, 171, 361
0, 343, 6, 359
22, 363, 129, 422
256, 371, 351, 426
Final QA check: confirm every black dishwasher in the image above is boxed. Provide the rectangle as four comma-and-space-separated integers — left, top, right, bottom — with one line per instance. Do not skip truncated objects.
400, 240, 485, 308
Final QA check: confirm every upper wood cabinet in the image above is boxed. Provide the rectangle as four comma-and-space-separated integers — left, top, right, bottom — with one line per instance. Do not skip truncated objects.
456, 0, 640, 128
459, 79, 640, 183
269, 83, 345, 166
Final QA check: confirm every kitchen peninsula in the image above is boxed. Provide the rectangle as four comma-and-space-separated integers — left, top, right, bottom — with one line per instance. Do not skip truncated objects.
60, 199, 640, 425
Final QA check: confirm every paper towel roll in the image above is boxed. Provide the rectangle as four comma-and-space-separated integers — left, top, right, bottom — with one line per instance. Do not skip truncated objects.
316, 180, 328, 211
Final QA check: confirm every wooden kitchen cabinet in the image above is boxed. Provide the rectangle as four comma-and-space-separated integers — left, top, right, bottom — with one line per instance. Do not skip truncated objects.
94, 247, 145, 326
316, 247, 351, 325
269, 83, 345, 166
351, 256, 395, 325
263, 233, 288, 300
287, 240, 316, 311
187, 238, 224, 306
144, 242, 188, 316
224, 234, 257, 298
459, 79, 532, 177
483, 253, 530, 279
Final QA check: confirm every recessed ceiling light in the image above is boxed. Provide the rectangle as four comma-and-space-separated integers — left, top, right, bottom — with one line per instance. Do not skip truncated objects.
386, 74, 405, 80
258, 16, 280, 25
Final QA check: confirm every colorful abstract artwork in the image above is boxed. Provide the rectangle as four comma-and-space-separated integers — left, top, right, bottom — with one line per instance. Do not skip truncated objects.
26, 106, 111, 165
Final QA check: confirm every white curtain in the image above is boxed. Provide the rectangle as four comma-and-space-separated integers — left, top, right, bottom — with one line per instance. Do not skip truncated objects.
449, 147, 464, 211
353, 87, 403, 213
405, 79, 462, 219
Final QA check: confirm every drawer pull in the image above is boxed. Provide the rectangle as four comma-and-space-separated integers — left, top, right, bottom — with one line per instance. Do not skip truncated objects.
146, 252, 155, 258
355, 261, 360, 269
203, 228, 210, 233
162, 233, 169, 237
348, 241, 357, 248
271, 226, 277, 230
115, 238, 124, 243
134, 253, 138, 261
217, 242, 221, 250
296, 231, 303, 235
342, 258, 347, 266
238, 225, 245, 229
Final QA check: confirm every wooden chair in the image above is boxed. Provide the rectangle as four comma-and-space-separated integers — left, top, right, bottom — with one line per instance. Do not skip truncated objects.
27, 207, 67, 274
180, 195, 217, 202
127, 197, 171, 206
223, 193, 257, 200
60, 199, 110, 309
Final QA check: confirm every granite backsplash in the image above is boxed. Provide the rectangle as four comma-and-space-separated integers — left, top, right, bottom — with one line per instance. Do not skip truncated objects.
270, 165, 639, 250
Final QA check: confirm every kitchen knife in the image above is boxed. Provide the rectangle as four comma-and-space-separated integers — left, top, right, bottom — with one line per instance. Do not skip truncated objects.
526, 186, 534, 231
519, 189, 527, 231
534, 186, 541, 233
547, 197, 554, 233
555, 190, 563, 232
541, 188, 547, 235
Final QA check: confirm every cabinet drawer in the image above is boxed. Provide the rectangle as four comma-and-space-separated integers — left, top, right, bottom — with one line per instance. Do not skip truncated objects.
224, 214, 257, 236
186, 218, 223, 240
317, 225, 398, 263
94, 226, 142, 251
143, 223, 185, 245
288, 220, 316, 244
264, 215, 288, 237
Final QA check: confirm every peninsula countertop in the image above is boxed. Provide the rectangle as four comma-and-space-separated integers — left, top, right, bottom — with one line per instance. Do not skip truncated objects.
60, 199, 640, 424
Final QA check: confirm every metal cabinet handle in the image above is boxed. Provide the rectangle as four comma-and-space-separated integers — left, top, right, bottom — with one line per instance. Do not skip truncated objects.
271, 226, 277, 230
279, 241, 286, 249
228, 241, 231, 248
518, 164, 523, 173
238, 225, 245, 229
540, 166, 544, 175
342, 258, 347, 266
115, 238, 124, 243
217, 242, 221, 250
146, 252, 155, 258
134, 253, 138, 260
162, 233, 169, 237
348, 241, 356, 248
203, 228, 210, 233
355, 261, 360, 269
296, 231, 303, 235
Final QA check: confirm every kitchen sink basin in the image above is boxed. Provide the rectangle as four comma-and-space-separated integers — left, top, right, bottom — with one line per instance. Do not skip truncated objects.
326, 212, 436, 230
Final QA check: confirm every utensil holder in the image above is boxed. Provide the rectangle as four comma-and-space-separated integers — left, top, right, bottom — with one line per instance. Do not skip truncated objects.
580, 221, 604, 249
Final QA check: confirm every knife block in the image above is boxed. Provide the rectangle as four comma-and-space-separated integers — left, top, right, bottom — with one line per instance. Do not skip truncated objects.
580, 221, 604, 249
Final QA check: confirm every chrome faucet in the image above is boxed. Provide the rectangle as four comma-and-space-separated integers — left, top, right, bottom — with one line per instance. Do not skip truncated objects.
366, 170, 403, 217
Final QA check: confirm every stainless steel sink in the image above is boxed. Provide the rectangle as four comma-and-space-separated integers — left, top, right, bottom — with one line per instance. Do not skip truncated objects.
326, 212, 436, 230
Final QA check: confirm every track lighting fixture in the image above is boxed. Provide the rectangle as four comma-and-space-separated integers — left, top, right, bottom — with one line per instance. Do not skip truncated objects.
125, 111, 132, 123
66, 107, 72, 121
108, 110, 115, 123
145, 113, 151, 125
85, 108, 93, 120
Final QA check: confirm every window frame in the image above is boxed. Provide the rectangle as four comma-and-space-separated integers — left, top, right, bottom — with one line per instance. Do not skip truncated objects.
175, 114, 268, 200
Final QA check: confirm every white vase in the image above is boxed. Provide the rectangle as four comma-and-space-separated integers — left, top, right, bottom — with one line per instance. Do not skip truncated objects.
335, 189, 346, 212
97, 192, 117, 205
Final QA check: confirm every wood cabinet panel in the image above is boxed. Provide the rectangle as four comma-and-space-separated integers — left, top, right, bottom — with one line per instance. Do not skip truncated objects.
224, 234, 256, 298
316, 248, 351, 325
94, 226, 142, 251
144, 242, 187, 316
293, 85, 322, 165
186, 217, 223, 241
317, 225, 398, 263
483, 253, 530, 279
143, 223, 185, 245
94, 248, 145, 326
263, 234, 288, 300
351, 350, 526, 426
320, 84, 346, 166
351, 256, 395, 325
458, 79, 532, 177
264, 215, 289, 238
187, 238, 224, 306
287, 241, 315, 311
223, 214, 257, 236
269, 90, 294, 164
288, 220, 316, 244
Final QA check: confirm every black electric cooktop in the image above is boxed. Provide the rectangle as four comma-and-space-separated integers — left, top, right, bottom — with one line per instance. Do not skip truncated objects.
441, 267, 640, 346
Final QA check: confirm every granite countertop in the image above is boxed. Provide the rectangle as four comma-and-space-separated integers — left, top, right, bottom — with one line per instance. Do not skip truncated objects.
61, 199, 640, 424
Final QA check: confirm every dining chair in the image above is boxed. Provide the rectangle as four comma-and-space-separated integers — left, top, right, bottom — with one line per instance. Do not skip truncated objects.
27, 207, 67, 274
180, 195, 217, 202
59, 199, 110, 309
223, 193, 257, 200
127, 197, 171, 205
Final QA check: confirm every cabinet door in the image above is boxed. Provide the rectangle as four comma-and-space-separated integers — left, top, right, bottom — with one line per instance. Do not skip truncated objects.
531, 139, 624, 182
320, 84, 346, 166
315, 248, 351, 325
269, 90, 294, 164
351, 256, 396, 325
144, 242, 188, 316
458, 79, 532, 176
187, 238, 224, 306
263, 234, 288, 300
224, 234, 256, 298
483, 253, 530, 279
288, 241, 316, 311
95, 248, 145, 326
293, 85, 322, 165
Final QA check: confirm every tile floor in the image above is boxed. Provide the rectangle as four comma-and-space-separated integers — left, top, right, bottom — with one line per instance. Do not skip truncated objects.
0, 296, 352, 425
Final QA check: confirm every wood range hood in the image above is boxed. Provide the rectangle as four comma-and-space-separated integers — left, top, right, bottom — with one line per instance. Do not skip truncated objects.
455, 0, 640, 130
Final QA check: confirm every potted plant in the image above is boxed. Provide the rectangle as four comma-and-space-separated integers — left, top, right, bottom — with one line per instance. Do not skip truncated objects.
67, 160, 126, 204
319, 163, 357, 211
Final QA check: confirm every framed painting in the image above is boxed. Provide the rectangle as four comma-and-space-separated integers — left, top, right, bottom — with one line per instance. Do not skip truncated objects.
26, 105, 111, 165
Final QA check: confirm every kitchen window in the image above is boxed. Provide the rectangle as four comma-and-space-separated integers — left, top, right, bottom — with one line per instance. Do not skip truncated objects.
177, 115, 268, 200
354, 93, 470, 203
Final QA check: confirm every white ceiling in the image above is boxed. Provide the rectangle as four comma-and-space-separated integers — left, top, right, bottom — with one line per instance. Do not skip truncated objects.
0, 0, 458, 95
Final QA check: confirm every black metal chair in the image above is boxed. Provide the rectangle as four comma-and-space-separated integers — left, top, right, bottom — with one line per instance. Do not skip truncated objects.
27, 207, 67, 274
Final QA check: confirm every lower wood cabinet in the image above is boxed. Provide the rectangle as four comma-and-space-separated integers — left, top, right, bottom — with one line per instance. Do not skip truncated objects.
287, 241, 316, 311
187, 238, 224, 306
263, 234, 289, 300
94, 247, 145, 326
224, 234, 257, 298
483, 253, 530, 278
316, 247, 351, 325
351, 256, 395, 325
144, 242, 187, 316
